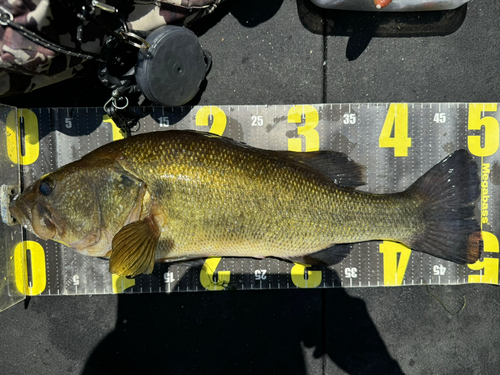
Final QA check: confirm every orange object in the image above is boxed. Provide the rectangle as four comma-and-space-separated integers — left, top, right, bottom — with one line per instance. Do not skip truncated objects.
374, 0, 393, 8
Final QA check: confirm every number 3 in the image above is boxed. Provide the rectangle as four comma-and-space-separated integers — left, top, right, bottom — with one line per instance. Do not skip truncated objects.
287, 105, 320, 152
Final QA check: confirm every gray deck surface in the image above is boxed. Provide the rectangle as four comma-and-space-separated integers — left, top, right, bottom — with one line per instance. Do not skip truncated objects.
1, 0, 499, 374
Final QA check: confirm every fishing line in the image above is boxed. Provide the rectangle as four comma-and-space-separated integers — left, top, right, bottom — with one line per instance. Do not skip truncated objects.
425, 284, 467, 316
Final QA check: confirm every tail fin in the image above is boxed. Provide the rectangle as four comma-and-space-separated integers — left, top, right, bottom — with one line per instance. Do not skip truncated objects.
407, 150, 482, 264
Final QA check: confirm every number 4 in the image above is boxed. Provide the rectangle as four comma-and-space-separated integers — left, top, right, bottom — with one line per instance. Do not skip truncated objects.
379, 103, 412, 157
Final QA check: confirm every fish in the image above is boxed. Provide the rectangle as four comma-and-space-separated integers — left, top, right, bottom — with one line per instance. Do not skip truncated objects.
9, 130, 482, 277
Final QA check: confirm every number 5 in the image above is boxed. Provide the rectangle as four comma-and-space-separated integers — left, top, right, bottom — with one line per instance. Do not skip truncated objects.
468, 103, 499, 157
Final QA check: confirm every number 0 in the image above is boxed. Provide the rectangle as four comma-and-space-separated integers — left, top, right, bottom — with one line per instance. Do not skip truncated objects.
14, 241, 46, 296
6, 109, 40, 165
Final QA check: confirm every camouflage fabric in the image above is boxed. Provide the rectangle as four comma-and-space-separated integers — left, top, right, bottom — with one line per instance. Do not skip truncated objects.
0, 0, 223, 96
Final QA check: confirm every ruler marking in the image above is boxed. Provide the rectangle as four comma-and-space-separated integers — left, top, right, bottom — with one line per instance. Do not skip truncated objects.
25, 103, 492, 295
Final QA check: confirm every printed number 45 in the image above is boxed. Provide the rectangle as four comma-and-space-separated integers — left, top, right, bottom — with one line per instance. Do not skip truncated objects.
433, 113, 446, 123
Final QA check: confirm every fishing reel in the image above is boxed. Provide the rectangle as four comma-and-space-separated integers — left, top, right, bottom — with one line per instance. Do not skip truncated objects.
99, 25, 212, 132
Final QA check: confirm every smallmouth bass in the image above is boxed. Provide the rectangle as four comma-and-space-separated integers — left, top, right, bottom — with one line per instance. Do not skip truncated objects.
9, 130, 482, 277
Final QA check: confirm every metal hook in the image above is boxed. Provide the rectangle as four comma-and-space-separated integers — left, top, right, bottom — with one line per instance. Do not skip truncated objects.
120, 31, 150, 50
112, 96, 129, 110
0, 6, 14, 26
104, 95, 129, 111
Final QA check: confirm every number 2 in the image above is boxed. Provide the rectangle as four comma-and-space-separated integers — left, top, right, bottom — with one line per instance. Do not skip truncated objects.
200, 257, 231, 290
196, 106, 227, 136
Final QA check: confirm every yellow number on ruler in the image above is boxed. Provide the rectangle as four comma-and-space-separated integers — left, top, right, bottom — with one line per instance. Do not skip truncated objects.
6, 109, 40, 165
103, 115, 126, 141
195, 106, 227, 136
14, 241, 46, 295
468, 231, 499, 284
379, 103, 411, 157
379, 242, 411, 286
200, 257, 231, 291
287, 105, 319, 152
467, 103, 499, 157
112, 274, 136, 294
291, 263, 322, 288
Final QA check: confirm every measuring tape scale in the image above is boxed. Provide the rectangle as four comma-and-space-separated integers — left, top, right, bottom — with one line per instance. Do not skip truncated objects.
2, 103, 499, 296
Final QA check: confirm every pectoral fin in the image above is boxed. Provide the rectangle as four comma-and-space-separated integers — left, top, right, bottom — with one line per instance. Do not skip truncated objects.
109, 215, 161, 277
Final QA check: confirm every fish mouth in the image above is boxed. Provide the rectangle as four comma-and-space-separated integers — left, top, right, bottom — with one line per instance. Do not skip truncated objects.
9, 195, 34, 233
9, 195, 56, 240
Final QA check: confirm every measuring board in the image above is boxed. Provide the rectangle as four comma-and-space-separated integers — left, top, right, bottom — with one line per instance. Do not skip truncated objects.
0, 103, 498, 305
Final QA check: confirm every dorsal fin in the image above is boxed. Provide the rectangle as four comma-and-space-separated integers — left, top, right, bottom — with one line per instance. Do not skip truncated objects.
275, 150, 366, 188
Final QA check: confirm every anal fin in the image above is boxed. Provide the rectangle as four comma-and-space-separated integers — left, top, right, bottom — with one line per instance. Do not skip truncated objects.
156, 256, 207, 268
109, 215, 160, 277
285, 244, 353, 266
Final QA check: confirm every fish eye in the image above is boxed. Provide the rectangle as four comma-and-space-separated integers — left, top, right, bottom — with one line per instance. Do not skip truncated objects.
39, 180, 53, 196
